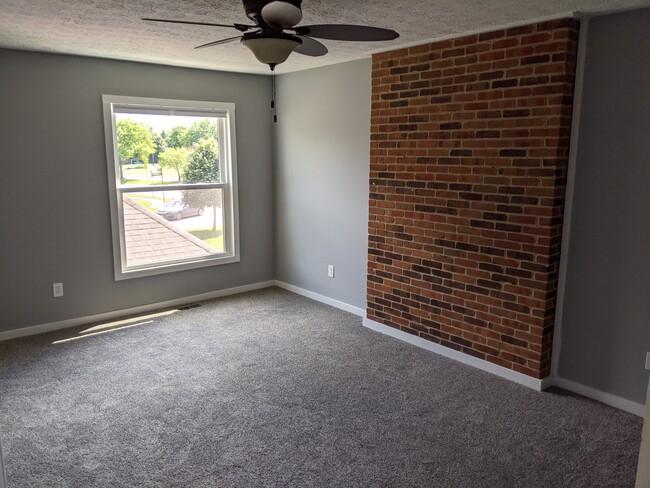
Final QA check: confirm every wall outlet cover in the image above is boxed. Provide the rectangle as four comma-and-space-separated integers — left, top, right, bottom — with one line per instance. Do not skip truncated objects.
328, 265, 335, 278
53, 282, 64, 298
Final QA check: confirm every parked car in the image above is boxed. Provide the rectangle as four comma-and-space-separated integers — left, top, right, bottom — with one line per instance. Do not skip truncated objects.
156, 201, 204, 220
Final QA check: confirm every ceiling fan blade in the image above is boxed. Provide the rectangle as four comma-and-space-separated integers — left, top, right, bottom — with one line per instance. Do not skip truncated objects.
142, 18, 254, 32
194, 36, 244, 50
295, 24, 399, 41
294, 36, 328, 57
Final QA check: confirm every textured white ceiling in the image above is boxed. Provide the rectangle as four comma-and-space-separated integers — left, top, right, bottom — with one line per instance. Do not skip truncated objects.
1, 0, 649, 75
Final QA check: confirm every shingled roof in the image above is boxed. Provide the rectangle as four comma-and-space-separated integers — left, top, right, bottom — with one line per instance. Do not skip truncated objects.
123, 196, 215, 267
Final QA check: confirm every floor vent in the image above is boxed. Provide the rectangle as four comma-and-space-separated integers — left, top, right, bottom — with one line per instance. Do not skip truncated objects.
178, 303, 202, 311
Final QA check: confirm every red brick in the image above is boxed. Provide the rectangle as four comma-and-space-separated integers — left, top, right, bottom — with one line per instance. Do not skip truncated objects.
368, 19, 579, 380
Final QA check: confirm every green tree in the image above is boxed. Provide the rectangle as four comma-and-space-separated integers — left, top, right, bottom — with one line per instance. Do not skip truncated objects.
116, 120, 156, 167
185, 119, 219, 147
150, 129, 167, 164
158, 147, 190, 181
182, 139, 220, 230
166, 126, 188, 149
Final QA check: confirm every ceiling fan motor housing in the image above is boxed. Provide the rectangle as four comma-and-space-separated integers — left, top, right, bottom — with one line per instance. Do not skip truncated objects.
243, 0, 302, 22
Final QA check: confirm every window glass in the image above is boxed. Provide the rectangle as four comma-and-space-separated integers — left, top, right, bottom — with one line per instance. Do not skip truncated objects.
103, 96, 239, 280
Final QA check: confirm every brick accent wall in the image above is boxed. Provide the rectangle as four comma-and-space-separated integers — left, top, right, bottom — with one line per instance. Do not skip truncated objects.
367, 19, 579, 379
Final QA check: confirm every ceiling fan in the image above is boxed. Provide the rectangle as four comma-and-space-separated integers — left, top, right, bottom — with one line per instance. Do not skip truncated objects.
143, 0, 399, 71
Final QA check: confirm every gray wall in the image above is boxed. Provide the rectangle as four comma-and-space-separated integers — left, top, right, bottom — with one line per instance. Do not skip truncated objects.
558, 10, 650, 404
3, 21, 646, 407
0, 49, 274, 332
274, 59, 371, 310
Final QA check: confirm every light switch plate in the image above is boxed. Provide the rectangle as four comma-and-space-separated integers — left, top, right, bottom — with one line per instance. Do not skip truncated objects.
645, 352, 650, 371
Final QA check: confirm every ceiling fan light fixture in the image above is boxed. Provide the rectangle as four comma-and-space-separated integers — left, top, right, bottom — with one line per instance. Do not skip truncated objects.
261, 1, 303, 28
241, 35, 301, 68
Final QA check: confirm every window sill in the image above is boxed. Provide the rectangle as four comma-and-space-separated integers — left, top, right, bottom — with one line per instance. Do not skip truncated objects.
115, 254, 241, 281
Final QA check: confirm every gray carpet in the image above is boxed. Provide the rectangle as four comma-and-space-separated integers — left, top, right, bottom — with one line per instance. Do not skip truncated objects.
0, 287, 642, 487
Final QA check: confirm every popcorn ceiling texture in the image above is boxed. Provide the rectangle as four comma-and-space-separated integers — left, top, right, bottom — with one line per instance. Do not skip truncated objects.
0, 0, 648, 74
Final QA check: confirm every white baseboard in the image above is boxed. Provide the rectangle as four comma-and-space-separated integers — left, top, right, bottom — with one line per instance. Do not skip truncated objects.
0, 433, 5, 488
552, 376, 645, 417
362, 318, 647, 416
3, 280, 644, 419
540, 375, 555, 391
0, 280, 276, 342
362, 317, 549, 391
273, 281, 365, 317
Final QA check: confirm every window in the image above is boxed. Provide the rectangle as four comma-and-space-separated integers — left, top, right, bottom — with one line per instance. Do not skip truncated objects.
102, 95, 239, 280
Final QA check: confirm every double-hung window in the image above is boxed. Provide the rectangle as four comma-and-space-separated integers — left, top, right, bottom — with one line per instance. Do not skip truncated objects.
102, 95, 239, 280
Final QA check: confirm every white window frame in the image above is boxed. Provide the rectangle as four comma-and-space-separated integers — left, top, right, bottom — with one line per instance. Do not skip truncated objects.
102, 95, 240, 280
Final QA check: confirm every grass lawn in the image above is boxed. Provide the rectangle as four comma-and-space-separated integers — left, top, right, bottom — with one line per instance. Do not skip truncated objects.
121, 178, 174, 186
121, 165, 179, 186
188, 228, 224, 251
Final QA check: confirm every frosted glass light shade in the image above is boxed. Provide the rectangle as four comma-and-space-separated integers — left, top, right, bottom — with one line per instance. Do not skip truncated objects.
241, 36, 301, 66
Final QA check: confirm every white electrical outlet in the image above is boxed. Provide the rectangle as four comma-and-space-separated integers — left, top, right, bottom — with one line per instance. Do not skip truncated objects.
53, 282, 64, 298
328, 265, 335, 278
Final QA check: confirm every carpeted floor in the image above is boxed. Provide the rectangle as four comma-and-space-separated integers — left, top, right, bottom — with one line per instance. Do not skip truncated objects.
0, 287, 643, 487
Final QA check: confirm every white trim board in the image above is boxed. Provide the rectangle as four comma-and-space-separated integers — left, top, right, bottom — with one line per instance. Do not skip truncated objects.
0, 280, 276, 342
273, 281, 365, 317
0, 432, 6, 488
268, 283, 637, 413
0, 279, 364, 343
362, 317, 645, 417
362, 317, 548, 391
2, 279, 643, 418
553, 377, 645, 417
550, 18, 590, 379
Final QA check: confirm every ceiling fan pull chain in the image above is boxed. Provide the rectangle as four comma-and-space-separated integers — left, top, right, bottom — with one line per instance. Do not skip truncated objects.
272, 67, 277, 123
